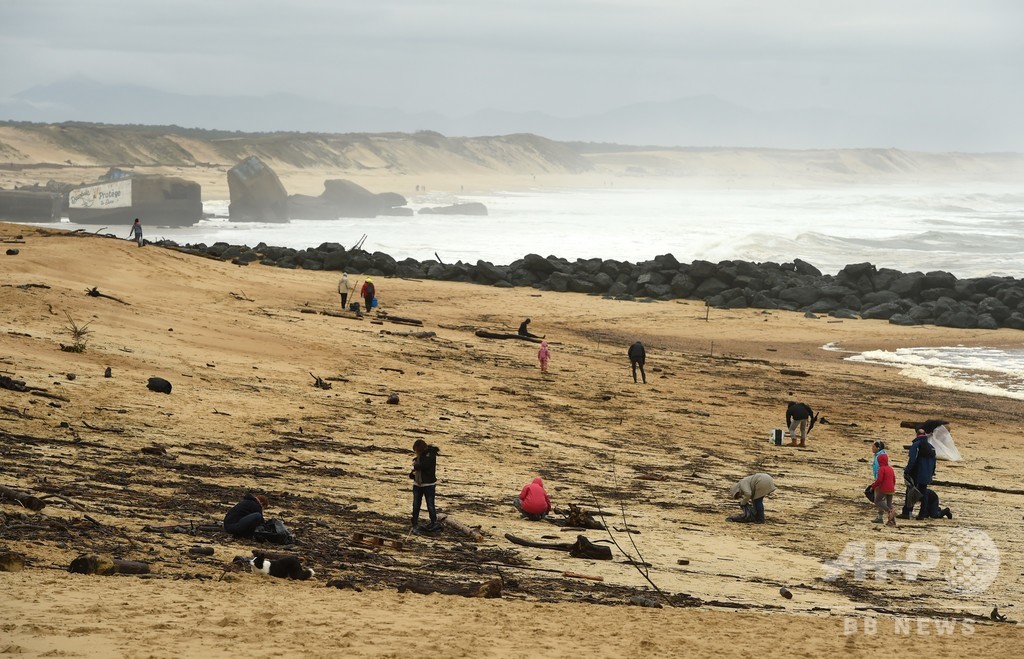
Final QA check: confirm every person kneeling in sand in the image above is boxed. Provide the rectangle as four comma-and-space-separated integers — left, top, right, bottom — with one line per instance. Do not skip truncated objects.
514, 477, 551, 521
224, 492, 268, 538
727, 473, 776, 523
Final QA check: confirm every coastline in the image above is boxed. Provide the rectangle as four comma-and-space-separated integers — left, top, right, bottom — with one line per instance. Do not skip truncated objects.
2, 220, 1023, 656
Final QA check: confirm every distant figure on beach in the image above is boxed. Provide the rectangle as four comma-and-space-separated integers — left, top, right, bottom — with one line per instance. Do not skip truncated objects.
899, 427, 937, 520
514, 477, 551, 521
518, 318, 542, 339
727, 473, 776, 523
628, 341, 647, 384
338, 271, 353, 311
223, 492, 267, 538
869, 453, 897, 526
537, 341, 551, 373
409, 439, 441, 534
127, 218, 143, 247
361, 277, 376, 313
785, 401, 816, 447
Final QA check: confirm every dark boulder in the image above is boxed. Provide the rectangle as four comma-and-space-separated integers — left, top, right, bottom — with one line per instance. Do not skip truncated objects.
227, 156, 288, 222
147, 377, 172, 394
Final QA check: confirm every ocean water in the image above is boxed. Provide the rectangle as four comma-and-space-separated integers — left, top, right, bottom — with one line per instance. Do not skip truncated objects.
39, 183, 1024, 279
22, 183, 1024, 399
828, 344, 1024, 401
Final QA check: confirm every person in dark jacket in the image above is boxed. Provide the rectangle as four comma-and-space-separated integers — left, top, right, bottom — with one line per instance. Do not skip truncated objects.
409, 439, 440, 534
899, 428, 938, 519
224, 493, 267, 538
628, 341, 647, 384
785, 401, 816, 447
518, 318, 542, 339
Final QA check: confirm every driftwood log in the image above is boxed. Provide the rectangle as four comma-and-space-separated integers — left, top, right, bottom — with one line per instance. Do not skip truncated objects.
379, 330, 436, 338
504, 533, 612, 560
397, 578, 502, 598
85, 287, 130, 305
380, 314, 424, 327
931, 480, 1024, 496
899, 419, 949, 432
442, 516, 485, 542
563, 503, 606, 530
0, 484, 46, 511
68, 554, 151, 575
474, 330, 544, 344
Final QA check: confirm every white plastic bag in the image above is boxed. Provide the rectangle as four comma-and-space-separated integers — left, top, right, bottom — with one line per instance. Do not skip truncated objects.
929, 425, 961, 461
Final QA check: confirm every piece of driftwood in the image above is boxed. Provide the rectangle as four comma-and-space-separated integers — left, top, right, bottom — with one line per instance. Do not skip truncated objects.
474, 329, 544, 344
380, 330, 436, 338
85, 287, 130, 305
0, 375, 28, 392
504, 533, 574, 551
562, 571, 604, 581
68, 554, 151, 575
397, 578, 502, 598
569, 535, 613, 560
563, 503, 606, 530
779, 369, 810, 377
443, 517, 485, 542
899, 419, 949, 432
38, 493, 87, 512
310, 373, 332, 390
931, 480, 1024, 496
0, 484, 46, 511
30, 390, 70, 402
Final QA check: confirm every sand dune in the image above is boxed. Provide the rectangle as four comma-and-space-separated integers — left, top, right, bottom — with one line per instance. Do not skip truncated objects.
1, 222, 1022, 656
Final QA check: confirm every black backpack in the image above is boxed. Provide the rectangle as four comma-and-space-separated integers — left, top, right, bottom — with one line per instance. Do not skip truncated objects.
253, 518, 295, 545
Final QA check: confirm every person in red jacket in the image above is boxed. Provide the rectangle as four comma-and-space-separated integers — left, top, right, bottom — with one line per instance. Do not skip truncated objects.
870, 453, 897, 526
514, 477, 551, 521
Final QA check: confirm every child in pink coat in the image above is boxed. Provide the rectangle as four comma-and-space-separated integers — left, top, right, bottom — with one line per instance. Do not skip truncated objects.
537, 341, 550, 372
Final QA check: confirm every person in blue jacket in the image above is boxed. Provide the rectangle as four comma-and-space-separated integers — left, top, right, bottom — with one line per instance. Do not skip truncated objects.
899, 429, 937, 519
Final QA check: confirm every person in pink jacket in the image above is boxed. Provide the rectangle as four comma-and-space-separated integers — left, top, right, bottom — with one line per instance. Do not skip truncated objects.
537, 341, 550, 373
514, 477, 551, 521
870, 453, 897, 526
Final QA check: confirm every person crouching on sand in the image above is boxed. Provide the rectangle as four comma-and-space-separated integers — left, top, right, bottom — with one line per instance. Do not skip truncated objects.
514, 477, 551, 521
223, 492, 268, 538
537, 341, 550, 373
727, 473, 776, 523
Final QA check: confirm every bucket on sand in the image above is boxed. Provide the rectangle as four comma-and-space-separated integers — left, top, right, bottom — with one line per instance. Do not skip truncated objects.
769, 428, 784, 445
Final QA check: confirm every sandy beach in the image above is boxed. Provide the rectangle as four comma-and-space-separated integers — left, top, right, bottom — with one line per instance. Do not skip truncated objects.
2, 217, 1023, 657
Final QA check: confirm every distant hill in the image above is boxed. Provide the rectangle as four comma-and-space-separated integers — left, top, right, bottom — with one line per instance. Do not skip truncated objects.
3, 78, 1020, 152
0, 123, 594, 176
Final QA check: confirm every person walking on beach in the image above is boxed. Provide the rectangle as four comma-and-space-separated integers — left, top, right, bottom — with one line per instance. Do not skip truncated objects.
223, 492, 268, 538
727, 473, 776, 523
628, 341, 647, 384
127, 218, 143, 247
869, 453, 898, 526
338, 271, 353, 311
361, 277, 376, 313
785, 401, 816, 447
899, 428, 937, 520
518, 318, 543, 339
514, 477, 552, 521
409, 439, 441, 534
537, 341, 551, 373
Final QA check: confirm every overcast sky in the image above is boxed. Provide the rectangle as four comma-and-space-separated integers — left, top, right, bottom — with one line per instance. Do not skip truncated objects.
1, 0, 1021, 121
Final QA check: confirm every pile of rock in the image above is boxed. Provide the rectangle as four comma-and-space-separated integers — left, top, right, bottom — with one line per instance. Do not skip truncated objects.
156, 239, 1024, 331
